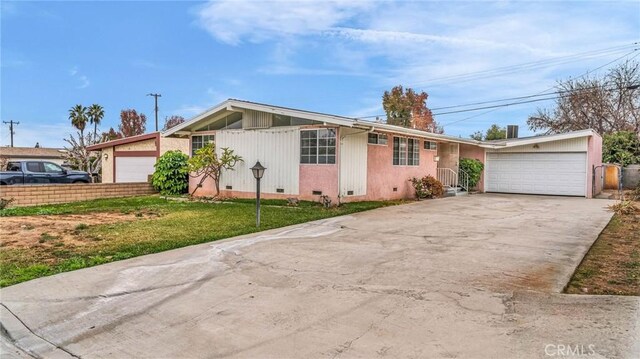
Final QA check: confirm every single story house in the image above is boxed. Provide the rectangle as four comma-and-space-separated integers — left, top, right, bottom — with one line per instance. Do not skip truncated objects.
163, 99, 603, 202
87, 132, 189, 183
0, 147, 67, 166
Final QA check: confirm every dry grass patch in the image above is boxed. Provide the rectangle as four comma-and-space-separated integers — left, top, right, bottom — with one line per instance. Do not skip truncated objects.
566, 203, 640, 296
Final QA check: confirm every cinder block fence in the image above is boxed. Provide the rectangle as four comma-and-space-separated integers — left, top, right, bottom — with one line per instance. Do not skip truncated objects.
0, 182, 157, 207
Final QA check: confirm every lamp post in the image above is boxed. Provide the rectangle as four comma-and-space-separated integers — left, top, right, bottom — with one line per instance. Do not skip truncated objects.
251, 161, 266, 227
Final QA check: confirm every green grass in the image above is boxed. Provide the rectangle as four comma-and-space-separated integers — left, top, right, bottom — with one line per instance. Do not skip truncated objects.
0, 196, 404, 287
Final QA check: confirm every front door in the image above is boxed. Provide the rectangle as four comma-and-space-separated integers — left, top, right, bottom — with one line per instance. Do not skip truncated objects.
437, 142, 459, 171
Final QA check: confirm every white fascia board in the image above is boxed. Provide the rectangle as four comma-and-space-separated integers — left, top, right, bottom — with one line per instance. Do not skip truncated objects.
479, 129, 596, 149
364, 122, 481, 145
227, 100, 356, 127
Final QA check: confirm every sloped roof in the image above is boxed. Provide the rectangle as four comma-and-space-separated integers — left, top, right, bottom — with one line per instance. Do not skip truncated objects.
162, 98, 599, 146
479, 129, 599, 149
163, 99, 482, 145
86, 132, 159, 151
0, 147, 66, 158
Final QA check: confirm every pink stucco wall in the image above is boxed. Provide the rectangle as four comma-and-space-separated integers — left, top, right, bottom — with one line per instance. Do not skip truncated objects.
299, 164, 339, 201
346, 140, 436, 202
587, 133, 603, 198
189, 174, 217, 197
459, 144, 486, 192
189, 165, 339, 201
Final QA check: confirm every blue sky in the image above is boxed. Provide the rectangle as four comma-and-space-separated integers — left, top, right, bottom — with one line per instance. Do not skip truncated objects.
1, 0, 639, 147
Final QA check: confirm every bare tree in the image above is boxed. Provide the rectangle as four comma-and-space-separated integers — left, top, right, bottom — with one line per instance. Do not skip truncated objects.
63, 132, 102, 180
527, 60, 640, 135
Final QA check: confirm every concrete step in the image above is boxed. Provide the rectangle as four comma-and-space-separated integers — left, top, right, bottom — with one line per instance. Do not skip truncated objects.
444, 187, 468, 197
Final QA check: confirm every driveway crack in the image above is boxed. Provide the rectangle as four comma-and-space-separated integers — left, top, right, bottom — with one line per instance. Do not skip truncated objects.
0, 302, 82, 358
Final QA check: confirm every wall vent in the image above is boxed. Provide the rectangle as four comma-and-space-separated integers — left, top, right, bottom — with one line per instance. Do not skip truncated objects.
276, 188, 284, 193
225, 185, 233, 190
347, 190, 354, 195
312, 190, 323, 195
392, 187, 398, 192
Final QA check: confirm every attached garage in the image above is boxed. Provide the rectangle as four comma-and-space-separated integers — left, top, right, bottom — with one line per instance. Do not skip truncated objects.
115, 157, 157, 183
87, 132, 189, 184
483, 130, 603, 198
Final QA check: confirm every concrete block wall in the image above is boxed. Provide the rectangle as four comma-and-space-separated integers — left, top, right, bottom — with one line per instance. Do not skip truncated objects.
623, 165, 640, 189
0, 182, 156, 207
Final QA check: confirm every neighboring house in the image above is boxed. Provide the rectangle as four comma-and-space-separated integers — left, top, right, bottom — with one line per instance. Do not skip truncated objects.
87, 132, 189, 183
0, 147, 67, 166
164, 99, 603, 202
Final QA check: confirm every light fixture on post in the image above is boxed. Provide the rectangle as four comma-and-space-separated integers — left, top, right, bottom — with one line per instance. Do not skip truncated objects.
251, 161, 266, 227
103, 153, 109, 160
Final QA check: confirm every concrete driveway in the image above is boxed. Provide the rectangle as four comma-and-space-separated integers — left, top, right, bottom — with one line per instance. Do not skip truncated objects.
1, 194, 638, 358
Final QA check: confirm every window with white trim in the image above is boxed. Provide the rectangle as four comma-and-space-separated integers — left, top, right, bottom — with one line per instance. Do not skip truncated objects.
191, 134, 215, 156
393, 137, 419, 166
301, 129, 336, 164
408, 138, 420, 166
368, 133, 388, 145
424, 141, 437, 150
393, 137, 407, 165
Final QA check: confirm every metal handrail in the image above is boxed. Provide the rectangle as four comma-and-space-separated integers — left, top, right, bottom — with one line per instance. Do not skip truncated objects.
437, 168, 458, 188
458, 168, 470, 191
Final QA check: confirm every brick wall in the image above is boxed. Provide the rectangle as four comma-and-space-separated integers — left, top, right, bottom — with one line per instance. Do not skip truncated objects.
0, 182, 157, 207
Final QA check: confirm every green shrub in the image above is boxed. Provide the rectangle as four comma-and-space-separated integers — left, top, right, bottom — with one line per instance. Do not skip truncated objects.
152, 150, 189, 195
603, 131, 640, 166
459, 158, 484, 190
409, 175, 444, 199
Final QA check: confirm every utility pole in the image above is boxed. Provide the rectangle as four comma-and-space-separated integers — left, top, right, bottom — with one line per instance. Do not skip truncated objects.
3, 120, 19, 147
147, 93, 162, 131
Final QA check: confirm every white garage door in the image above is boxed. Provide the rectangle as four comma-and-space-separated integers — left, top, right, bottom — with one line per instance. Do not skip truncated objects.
115, 157, 156, 183
485, 152, 587, 197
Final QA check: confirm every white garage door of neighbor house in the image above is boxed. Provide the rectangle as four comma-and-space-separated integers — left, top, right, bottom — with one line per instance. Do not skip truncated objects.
115, 157, 156, 183
485, 152, 587, 197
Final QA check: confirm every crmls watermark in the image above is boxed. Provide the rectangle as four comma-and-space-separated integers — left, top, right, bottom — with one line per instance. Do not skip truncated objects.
545, 344, 596, 356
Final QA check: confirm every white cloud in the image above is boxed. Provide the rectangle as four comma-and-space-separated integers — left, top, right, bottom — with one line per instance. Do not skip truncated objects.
194, 0, 640, 136
69, 66, 90, 89
195, 0, 373, 45
77, 75, 90, 89
173, 88, 230, 118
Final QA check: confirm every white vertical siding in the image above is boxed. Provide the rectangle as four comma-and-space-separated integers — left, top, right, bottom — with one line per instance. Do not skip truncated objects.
216, 128, 299, 194
339, 128, 368, 196
242, 110, 272, 129
489, 137, 587, 153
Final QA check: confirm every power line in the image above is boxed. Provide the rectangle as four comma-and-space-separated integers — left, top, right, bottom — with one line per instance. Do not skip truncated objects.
441, 48, 640, 127
3, 120, 19, 147
358, 47, 639, 124
403, 43, 638, 88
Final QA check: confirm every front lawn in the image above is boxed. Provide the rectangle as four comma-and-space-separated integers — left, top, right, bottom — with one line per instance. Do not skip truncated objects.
0, 196, 402, 287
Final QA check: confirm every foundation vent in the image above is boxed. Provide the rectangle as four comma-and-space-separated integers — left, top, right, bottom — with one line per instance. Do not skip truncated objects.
225, 185, 233, 190
312, 190, 322, 195
276, 188, 284, 193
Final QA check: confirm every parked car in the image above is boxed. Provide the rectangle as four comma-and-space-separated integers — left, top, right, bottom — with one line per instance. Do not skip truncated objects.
0, 161, 91, 185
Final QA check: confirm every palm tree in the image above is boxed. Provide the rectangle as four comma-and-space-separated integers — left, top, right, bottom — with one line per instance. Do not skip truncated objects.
87, 104, 104, 141
69, 104, 88, 139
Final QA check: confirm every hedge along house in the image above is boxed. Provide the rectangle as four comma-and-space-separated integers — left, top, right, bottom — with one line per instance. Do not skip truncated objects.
87, 132, 189, 183
163, 99, 603, 202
